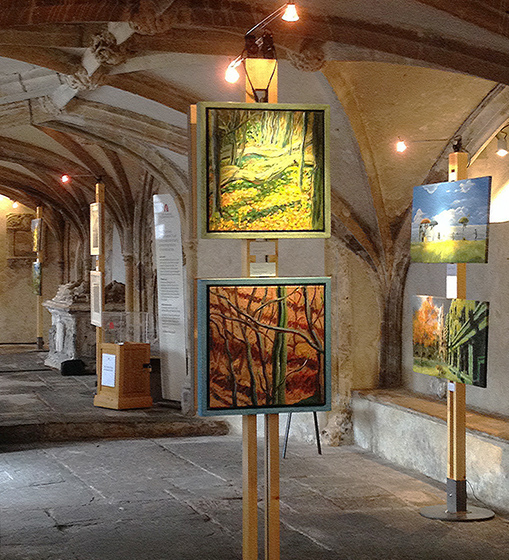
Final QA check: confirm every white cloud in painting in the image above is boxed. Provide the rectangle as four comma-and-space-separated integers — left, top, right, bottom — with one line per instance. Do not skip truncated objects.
458, 180, 474, 193
433, 206, 468, 227
421, 184, 438, 194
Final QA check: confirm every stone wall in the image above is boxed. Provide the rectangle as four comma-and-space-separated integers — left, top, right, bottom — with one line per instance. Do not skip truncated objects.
0, 198, 60, 344
352, 390, 509, 513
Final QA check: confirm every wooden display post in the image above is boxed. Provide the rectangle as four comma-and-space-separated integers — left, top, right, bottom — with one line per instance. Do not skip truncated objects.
420, 152, 494, 521
94, 180, 105, 373
35, 206, 44, 350
242, 58, 280, 560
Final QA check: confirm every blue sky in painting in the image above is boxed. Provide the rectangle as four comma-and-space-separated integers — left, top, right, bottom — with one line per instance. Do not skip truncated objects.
412, 176, 491, 227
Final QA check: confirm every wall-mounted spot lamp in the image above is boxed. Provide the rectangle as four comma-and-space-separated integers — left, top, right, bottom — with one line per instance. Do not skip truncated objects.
496, 133, 508, 157
396, 138, 407, 153
60, 173, 102, 184
395, 136, 462, 153
224, 2, 300, 94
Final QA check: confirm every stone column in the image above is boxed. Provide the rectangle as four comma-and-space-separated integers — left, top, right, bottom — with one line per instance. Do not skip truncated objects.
322, 237, 354, 445
124, 253, 134, 312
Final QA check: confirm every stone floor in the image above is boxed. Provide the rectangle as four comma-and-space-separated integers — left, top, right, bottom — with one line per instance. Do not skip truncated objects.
0, 347, 227, 444
1, 436, 509, 560
1, 347, 509, 559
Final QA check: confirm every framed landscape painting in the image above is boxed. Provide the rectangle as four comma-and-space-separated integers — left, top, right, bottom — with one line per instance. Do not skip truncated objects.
197, 277, 331, 416
197, 102, 330, 238
90, 271, 103, 327
412, 295, 489, 387
411, 176, 491, 263
90, 202, 102, 256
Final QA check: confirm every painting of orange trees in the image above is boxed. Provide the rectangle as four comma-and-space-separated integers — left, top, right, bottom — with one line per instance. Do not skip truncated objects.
197, 102, 330, 238
197, 278, 331, 415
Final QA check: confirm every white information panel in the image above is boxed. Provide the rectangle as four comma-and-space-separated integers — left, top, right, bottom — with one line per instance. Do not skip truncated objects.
153, 195, 187, 401
101, 353, 116, 387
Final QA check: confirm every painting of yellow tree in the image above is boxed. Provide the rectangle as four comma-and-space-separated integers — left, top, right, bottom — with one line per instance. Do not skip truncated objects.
412, 295, 489, 387
197, 102, 330, 238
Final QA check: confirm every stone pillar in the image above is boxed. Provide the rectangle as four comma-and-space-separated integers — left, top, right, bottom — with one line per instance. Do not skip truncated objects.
124, 253, 134, 312
181, 238, 197, 415
322, 238, 354, 445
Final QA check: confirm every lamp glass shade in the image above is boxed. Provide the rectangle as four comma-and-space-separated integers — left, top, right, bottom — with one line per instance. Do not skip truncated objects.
496, 136, 508, 157
225, 65, 240, 84
282, 2, 299, 22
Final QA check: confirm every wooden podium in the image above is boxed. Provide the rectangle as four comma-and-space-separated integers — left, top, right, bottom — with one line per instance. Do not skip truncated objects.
94, 342, 152, 410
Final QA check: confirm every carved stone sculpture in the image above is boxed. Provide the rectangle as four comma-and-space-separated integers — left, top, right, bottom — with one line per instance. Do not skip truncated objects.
288, 39, 326, 72
91, 31, 130, 66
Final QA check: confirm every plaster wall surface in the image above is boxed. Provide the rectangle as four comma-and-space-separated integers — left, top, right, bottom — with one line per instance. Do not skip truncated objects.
0, 200, 60, 344
349, 251, 380, 390
352, 393, 509, 512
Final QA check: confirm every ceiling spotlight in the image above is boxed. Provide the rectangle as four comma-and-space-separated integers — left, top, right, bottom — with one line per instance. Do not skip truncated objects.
282, 2, 299, 22
12, 201, 18, 208
396, 138, 407, 153
60, 174, 71, 184
496, 134, 508, 157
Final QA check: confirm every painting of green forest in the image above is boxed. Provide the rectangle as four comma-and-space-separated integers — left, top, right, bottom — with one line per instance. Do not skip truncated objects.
197, 102, 330, 238
196, 277, 331, 416
412, 295, 489, 387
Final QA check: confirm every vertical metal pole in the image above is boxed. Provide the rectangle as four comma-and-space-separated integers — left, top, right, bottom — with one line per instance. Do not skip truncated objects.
282, 413, 292, 459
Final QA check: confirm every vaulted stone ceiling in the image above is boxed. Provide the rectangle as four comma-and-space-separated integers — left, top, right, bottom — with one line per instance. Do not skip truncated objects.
0, 1, 507, 283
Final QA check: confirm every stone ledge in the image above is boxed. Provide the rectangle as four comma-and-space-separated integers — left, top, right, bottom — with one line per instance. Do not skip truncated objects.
354, 389, 509, 443
0, 418, 229, 445
352, 389, 509, 513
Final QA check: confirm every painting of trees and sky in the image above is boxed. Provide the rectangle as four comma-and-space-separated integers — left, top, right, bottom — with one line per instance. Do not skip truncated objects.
411, 176, 491, 263
198, 279, 331, 415
412, 295, 489, 387
202, 103, 329, 236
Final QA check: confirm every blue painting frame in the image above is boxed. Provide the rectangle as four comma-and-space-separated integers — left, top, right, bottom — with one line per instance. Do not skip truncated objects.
197, 277, 331, 416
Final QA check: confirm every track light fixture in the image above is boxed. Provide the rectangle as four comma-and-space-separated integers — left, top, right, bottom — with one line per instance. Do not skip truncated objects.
395, 136, 463, 154
496, 133, 508, 157
224, 2, 300, 90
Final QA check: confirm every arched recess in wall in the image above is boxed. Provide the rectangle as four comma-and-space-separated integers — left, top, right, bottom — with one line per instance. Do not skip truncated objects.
32, 99, 191, 401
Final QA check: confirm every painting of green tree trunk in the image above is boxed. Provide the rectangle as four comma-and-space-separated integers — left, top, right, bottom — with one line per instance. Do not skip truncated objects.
412, 295, 489, 387
198, 102, 330, 238
197, 278, 331, 415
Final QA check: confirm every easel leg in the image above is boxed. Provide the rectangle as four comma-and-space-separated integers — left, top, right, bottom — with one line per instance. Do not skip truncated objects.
282, 413, 292, 459
265, 414, 280, 560
243, 415, 258, 560
313, 412, 322, 455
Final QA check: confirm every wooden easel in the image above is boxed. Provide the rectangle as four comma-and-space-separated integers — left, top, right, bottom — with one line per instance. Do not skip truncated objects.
282, 411, 322, 459
242, 58, 281, 560
420, 152, 494, 521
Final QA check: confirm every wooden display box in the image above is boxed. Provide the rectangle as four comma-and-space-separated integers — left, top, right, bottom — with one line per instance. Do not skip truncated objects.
94, 342, 153, 410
